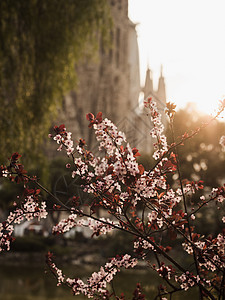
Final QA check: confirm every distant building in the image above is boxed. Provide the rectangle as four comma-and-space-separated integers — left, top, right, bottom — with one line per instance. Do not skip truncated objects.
137, 65, 167, 153
57, 0, 167, 154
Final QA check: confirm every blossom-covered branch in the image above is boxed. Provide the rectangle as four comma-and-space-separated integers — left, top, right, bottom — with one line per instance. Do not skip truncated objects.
0, 98, 225, 299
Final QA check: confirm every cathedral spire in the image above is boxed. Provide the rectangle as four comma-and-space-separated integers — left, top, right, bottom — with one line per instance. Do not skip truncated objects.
157, 64, 166, 103
143, 66, 153, 98
160, 64, 163, 77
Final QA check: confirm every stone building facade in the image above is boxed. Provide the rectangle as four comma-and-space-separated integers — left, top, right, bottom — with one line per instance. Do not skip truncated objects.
59, 0, 166, 154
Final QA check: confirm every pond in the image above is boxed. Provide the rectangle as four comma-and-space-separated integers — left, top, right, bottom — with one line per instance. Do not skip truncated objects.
0, 257, 200, 300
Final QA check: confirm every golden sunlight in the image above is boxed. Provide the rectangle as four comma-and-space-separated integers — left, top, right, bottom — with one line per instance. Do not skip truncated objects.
129, 0, 225, 116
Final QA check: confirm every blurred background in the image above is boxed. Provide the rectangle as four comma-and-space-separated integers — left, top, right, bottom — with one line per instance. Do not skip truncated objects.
0, 0, 225, 299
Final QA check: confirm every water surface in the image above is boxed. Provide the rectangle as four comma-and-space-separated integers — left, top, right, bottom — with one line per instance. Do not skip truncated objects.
0, 258, 199, 299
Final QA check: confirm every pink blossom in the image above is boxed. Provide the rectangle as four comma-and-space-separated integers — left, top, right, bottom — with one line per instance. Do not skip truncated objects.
219, 135, 225, 148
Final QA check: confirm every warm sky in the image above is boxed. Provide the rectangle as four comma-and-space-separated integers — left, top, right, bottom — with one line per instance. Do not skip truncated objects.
128, 0, 225, 115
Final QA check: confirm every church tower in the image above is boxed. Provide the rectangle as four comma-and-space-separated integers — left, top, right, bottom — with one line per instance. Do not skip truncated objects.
143, 67, 154, 97
143, 64, 166, 105
156, 65, 166, 104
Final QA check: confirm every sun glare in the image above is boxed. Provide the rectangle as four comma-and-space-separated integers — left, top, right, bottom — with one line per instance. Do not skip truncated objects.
129, 0, 225, 116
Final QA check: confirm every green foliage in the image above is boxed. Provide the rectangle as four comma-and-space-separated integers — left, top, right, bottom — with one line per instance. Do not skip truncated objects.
0, 179, 24, 210
0, 0, 111, 167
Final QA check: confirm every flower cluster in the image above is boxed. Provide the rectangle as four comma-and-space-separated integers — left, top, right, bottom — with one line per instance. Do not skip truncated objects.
52, 215, 115, 237
175, 272, 211, 291
0, 152, 28, 184
134, 237, 155, 255
1, 98, 225, 299
48, 105, 225, 298
0, 188, 47, 252
155, 263, 175, 280
50, 124, 74, 155
145, 98, 168, 160
46, 252, 137, 298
